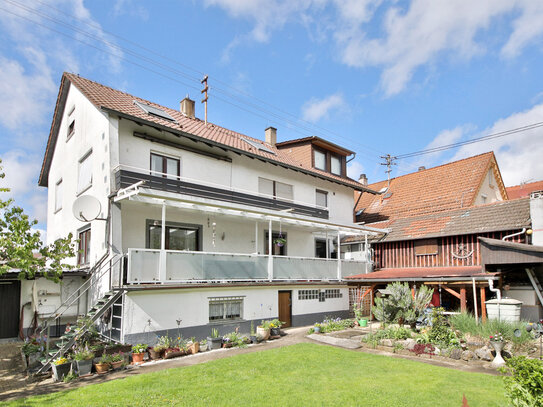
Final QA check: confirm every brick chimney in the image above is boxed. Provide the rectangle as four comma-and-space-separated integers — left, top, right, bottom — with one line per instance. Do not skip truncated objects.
418, 166, 426, 171
359, 173, 368, 185
180, 96, 195, 119
265, 127, 277, 146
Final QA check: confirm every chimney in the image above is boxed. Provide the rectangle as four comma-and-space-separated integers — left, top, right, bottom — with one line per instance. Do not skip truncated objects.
418, 166, 426, 171
180, 96, 195, 119
359, 173, 368, 185
265, 126, 277, 146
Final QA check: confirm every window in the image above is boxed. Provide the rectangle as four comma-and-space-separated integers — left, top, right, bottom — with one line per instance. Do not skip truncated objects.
209, 297, 243, 322
298, 290, 319, 300
414, 238, 438, 256
314, 149, 326, 170
148, 222, 201, 251
258, 177, 293, 201
264, 231, 287, 256
150, 153, 180, 180
77, 151, 92, 193
77, 228, 91, 266
315, 238, 337, 259
481, 194, 487, 204
331, 155, 341, 175
316, 189, 328, 208
55, 179, 62, 212
67, 120, 75, 139
325, 289, 342, 299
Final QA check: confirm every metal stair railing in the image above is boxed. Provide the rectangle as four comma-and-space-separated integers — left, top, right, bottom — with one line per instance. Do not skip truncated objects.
36, 289, 125, 375
37, 254, 122, 338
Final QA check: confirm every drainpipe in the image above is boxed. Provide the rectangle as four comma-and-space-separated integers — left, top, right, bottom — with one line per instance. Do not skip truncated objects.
502, 228, 526, 241
487, 278, 501, 321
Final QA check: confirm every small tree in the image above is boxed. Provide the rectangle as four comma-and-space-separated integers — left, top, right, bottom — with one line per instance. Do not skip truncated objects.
0, 159, 76, 282
373, 282, 433, 327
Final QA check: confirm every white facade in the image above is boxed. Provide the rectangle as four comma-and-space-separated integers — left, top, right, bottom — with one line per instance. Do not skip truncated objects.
40, 79, 381, 342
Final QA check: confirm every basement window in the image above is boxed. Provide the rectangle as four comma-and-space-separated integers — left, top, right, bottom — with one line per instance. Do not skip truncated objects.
209, 297, 244, 322
325, 289, 342, 299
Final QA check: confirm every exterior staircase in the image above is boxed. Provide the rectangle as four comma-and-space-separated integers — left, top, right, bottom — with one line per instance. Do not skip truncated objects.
34, 254, 124, 375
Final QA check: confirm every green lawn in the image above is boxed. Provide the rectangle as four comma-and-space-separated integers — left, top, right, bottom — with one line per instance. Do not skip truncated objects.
9, 343, 506, 406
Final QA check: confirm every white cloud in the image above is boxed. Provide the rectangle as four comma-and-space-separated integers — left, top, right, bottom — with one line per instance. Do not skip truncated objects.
113, 0, 149, 21
301, 93, 345, 122
501, 1, 543, 58
442, 104, 543, 186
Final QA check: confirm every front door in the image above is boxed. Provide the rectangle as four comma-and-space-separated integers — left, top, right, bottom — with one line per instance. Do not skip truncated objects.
0, 280, 20, 339
278, 291, 292, 328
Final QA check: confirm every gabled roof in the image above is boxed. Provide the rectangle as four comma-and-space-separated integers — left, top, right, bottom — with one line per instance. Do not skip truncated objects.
354, 152, 507, 224
507, 180, 543, 199
39, 73, 373, 193
355, 198, 531, 242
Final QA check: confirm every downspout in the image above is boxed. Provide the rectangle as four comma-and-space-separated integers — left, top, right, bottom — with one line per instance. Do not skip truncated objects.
487, 278, 501, 321
502, 228, 526, 241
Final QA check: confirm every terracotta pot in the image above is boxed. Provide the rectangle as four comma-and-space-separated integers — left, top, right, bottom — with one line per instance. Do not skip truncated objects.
110, 360, 124, 370
222, 342, 233, 348
256, 326, 270, 340
132, 352, 145, 364
95, 362, 110, 374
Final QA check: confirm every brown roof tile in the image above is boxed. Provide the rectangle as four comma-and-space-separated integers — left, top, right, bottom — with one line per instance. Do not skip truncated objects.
39, 73, 374, 192
506, 180, 543, 199
355, 152, 507, 223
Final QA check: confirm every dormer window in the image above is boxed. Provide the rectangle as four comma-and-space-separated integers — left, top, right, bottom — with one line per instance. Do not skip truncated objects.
314, 149, 326, 171
313, 147, 344, 176
331, 155, 341, 175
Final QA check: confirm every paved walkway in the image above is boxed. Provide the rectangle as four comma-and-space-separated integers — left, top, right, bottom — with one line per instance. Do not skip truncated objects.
0, 325, 499, 402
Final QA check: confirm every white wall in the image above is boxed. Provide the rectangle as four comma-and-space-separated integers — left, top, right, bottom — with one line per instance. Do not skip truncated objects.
46, 84, 112, 267
474, 169, 504, 206
531, 192, 543, 246
122, 284, 348, 336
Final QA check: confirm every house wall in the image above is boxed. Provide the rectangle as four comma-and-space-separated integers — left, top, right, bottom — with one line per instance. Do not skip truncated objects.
473, 169, 504, 206
374, 230, 525, 269
531, 191, 543, 245
46, 84, 111, 267
121, 285, 349, 344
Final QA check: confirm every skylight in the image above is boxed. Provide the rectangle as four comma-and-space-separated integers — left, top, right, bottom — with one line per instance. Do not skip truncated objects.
134, 100, 176, 122
241, 137, 276, 155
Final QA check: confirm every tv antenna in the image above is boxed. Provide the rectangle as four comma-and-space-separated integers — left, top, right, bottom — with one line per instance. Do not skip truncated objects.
72, 195, 107, 222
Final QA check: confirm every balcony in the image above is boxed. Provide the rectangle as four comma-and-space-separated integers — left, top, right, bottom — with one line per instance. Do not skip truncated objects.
114, 166, 329, 219
127, 249, 369, 284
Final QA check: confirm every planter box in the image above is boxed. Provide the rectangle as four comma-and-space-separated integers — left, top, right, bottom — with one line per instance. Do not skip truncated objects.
164, 350, 184, 359
207, 337, 222, 350
52, 362, 72, 381
76, 359, 93, 376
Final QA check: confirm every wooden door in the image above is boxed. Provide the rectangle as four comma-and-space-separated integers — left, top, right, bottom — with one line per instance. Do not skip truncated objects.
0, 280, 20, 339
278, 291, 292, 328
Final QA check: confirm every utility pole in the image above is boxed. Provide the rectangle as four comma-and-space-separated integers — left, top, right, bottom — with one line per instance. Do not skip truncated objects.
201, 75, 209, 125
380, 154, 397, 189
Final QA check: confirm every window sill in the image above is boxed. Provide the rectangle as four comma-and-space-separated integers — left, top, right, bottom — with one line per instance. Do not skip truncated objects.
208, 319, 245, 326
76, 184, 93, 197
66, 132, 74, 142
54, 207, 62, 214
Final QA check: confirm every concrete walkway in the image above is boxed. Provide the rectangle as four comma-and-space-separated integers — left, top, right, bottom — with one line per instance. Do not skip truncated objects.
0, 325, 500, 402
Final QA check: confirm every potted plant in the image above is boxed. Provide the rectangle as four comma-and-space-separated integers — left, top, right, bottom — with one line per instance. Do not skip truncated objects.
269, 319, 284, 336
52, 356, 72, 381
257, 320, 271, 340
73, 350, 94, 376
200, 339, 208, 352
21, 341, 41, 369
188, 337, 200, 354
273, 237, 286, 247
131, 344, 147, 364
207, 328, 222, 350
314, 323, 322, 334
249, 321, 257, 344
94, 354, 111, 374
149, 345, 165, 360
110, 352, 125, 370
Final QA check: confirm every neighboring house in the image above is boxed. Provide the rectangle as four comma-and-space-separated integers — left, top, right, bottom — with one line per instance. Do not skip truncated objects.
33, 72, 385, 344
344, 154, 543, 321
506, 180, 543, 199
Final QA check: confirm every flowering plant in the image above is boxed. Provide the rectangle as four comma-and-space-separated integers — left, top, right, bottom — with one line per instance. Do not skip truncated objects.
489, 332, 504, 342
53, 357, 70, 365
269, 319, 285, 329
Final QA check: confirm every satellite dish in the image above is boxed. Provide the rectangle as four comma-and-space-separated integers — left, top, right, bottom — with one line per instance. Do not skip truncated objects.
72, 195, 102, 222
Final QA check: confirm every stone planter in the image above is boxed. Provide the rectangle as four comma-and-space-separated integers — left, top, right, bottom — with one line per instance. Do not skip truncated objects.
52, 362, 72, 381
207, 337, 222, 350
256, 326, 270, 340
76, 359, 93, 376
200, 342, 208, 352
490, 341, 506, 368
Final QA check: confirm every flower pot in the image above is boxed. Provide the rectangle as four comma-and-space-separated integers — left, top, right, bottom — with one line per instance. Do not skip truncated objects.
76, 359, 93, 376
490, 341, 506, 368
149, 348, 163, 360
256, 326, 270, 340
249, 335, 257, 344
222, 342, 233, 348
200, 343, 208, 352
207, 337, 222, 350
52, 362, 72, 381
94, 362, 110, 374
111, 360, 124, 370
189, 342, 200, 354
132, 352, 145, 364
270, 327, 280, 336
359, 319, 368, 327
164, 349, 184, 359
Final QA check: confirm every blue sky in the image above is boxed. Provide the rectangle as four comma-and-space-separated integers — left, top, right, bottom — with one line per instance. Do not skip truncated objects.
1, 0, 543, 236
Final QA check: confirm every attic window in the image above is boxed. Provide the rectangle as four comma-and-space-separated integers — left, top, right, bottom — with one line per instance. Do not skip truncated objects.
355, 208, 365, 216
133, 100, 176, 122
383, 192, 393, 199
241, 137, 276, 155
415, 239, 438, 256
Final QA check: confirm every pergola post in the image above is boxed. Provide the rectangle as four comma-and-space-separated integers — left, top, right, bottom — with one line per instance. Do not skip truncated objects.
480, 286, 487, 322
460, 286, 467, 313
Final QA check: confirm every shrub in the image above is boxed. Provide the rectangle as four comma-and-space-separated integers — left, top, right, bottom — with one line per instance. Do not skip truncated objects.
22, 341, 41, 356
411, 343, 435, 355
501, 356, 543, 406
373, 282, 433, 327
362, 326, 414, 343
427, 307, 460, 348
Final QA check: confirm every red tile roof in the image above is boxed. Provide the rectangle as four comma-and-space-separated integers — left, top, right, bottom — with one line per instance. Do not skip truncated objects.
346, 266, 488, 281
39, 73, 373, 192
506, 180, 543, 199
355, 152, 507, 224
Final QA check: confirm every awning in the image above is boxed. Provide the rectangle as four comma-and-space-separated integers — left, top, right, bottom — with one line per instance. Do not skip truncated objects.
345, 266, 498, 282
479, 237, 543, 267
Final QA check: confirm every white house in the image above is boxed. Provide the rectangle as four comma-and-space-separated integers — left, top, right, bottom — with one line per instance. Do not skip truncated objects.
34, 73, 385, 344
